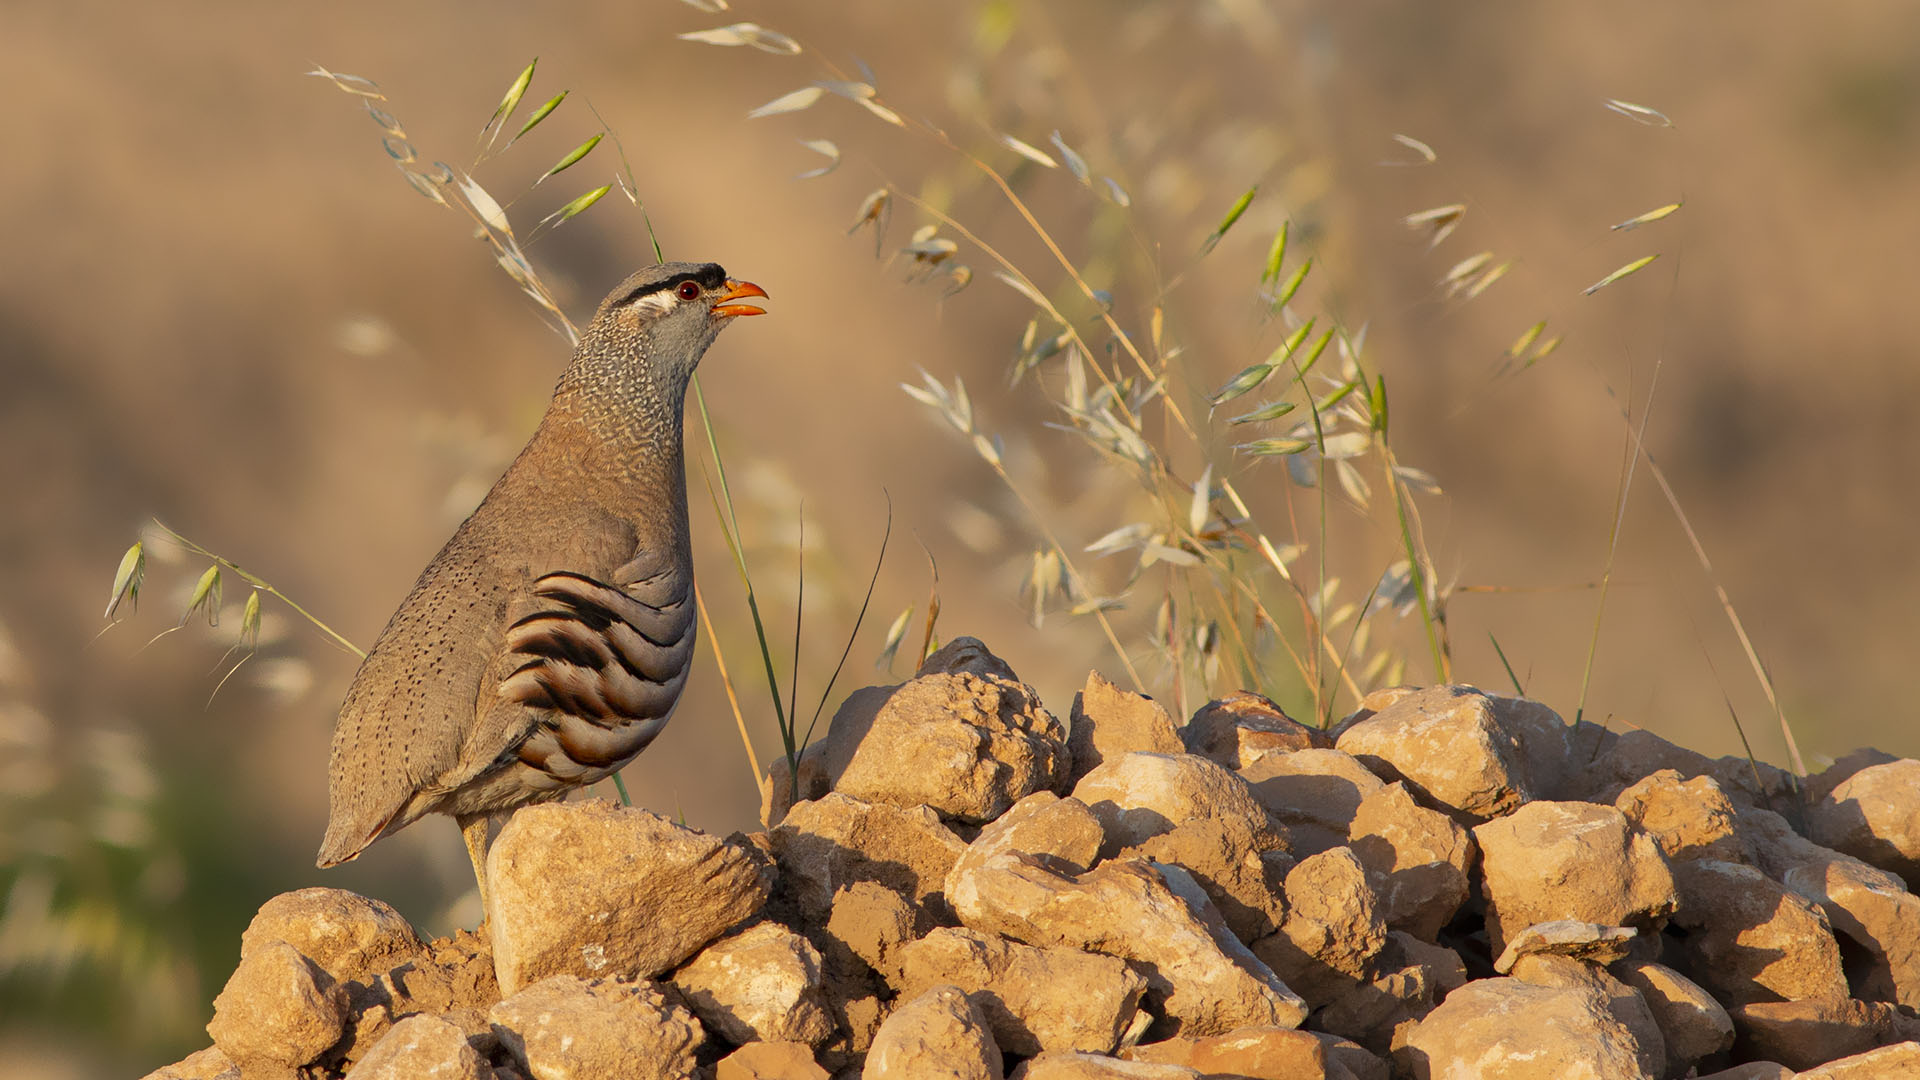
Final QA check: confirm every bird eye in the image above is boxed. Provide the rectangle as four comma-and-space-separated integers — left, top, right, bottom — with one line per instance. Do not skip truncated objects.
676, 281, 701, 301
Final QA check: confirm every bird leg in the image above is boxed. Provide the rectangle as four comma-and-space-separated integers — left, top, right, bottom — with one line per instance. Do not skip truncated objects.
458, 813, 492, 928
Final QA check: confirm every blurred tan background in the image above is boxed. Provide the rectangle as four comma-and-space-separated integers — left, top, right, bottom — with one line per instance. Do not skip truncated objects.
3, 1, 1917, 1074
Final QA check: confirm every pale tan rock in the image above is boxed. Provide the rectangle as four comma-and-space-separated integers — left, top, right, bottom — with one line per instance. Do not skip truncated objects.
1696, 1065, 1791, 1080
671, 922, 834, 1047
771, 792, 967, 921
893, 926, 1147, 1055
1508, 954, 1666, 1080
1330, 687, 1422, 738
1348, 781, 1474, 940
1385, 932, 1467, 996
1125, 815, 1291, 944
1069, 671, 1184, 784
865, 984, 1002, 1080
760, 638, 1040, 827
1240, 748, 1385, 855
1012, 1052, 1200, 1079
1251, 847, 1386, 1003
1809, 760, 1920, 887
1315, 1034, 1389, 1080
1309, 962, 1436, 1056
1127, 1024, 1330, 1077
1493, 920, 1637, 974
1071, 751, 1284, 857
487, 801, 771, 995
1579, 729, 1718, 804
830, 670, 1069, 824
340, 929, 498, 1069
1615, 769, 1748, 864
950, 852, 1307, 1036
1791, 1041, 1920, 1078
1182, 692, 1327, 771
1805, 748, 1901, 805
1334, 686, 1550, 822
947, 792, 1106, 897
138, 1047, 240, 1080
1610, 959, 1734, 1071
822, 881, 917, 980
206, 941, 349, 1069
488, 975, 702, 1080
1670, 859, 1849, 1007
1740, 807, 1920, 1009
343, 1014, 487, 1080
1473, 800, 1677, 956
1707, 755, 1798, 813
715, 1041, 830, 1080
240, 889, 425, 987
1730, 998, 1920, 1071
1399, 975, 1658, 1080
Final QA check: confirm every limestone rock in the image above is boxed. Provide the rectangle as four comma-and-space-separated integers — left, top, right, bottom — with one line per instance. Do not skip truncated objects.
1695, 1064, 1791, 1080
240, 889, 425, 988
1791, 1042, 1920, 1078
1740, 807, 1920, 1009
951, 852, 1307, 1037
893, 926, 1148, 1055
1239, 748, 1385, 855
1507, 954, 1667, 1080
760, 638, 1042, 827
1182, 692, 1327, 771
1347, 781, 1473, 940
1386, 932, 1467, 996
829, 668, 1069, 824
715, 1041, 830, 1080
1334, 685, 1555, 823
341, 929, 498, 1069
1493, 920, 1637, 973
1127, 1025, 1330, 1077
1309, 962, 1437, 1056
1729, 998, 1920, 1071
1399, 975, 1658, 1080
947, 792, 1106, 896
1473, 800, 1677, 956
206, 941, 349, 1069
1251, 847, 1385, 1003
1670, 859, 1849, 1007
865, 984, 1002, 1080
488, 975, 702, 1080
1071, 751, 1284, 858
1609, 959, 1734, 1071
487, 801, 771, 995
1615, 770, 1748, 864
1579, 729, 1720, 803
1125, 815, 1291, 944
771, 793, 967, 923
1805, 748, 1901, 805
343, 1014, 487, 1080
1068, 670, 1184, 785
671, 922, 834, 1048
1012, 1052, 1200, 1079
821, 881, 918, 981
1809, 759, 1920, 887
139, 1047, 239, 1080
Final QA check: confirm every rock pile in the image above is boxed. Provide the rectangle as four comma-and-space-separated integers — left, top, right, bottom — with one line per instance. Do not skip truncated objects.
146, 638, 1920, 1079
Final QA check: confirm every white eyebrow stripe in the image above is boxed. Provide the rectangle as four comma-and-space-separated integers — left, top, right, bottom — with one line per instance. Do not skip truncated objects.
625, 291, 678, 318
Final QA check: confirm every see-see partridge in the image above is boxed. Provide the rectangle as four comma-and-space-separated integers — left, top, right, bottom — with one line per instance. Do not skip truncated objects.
316, 261, 767, 914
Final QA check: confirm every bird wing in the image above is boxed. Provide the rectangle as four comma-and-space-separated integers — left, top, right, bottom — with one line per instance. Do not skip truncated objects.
465, 546, 695, 785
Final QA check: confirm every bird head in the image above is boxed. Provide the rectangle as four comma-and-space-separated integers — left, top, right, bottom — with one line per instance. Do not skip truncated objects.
580, 260, 767, 388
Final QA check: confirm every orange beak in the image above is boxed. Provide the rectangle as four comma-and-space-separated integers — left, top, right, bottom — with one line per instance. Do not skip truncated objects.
712, 279, 769, 319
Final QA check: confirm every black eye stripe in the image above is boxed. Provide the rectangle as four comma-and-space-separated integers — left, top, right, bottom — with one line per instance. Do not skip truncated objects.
617, 264, 727, 307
